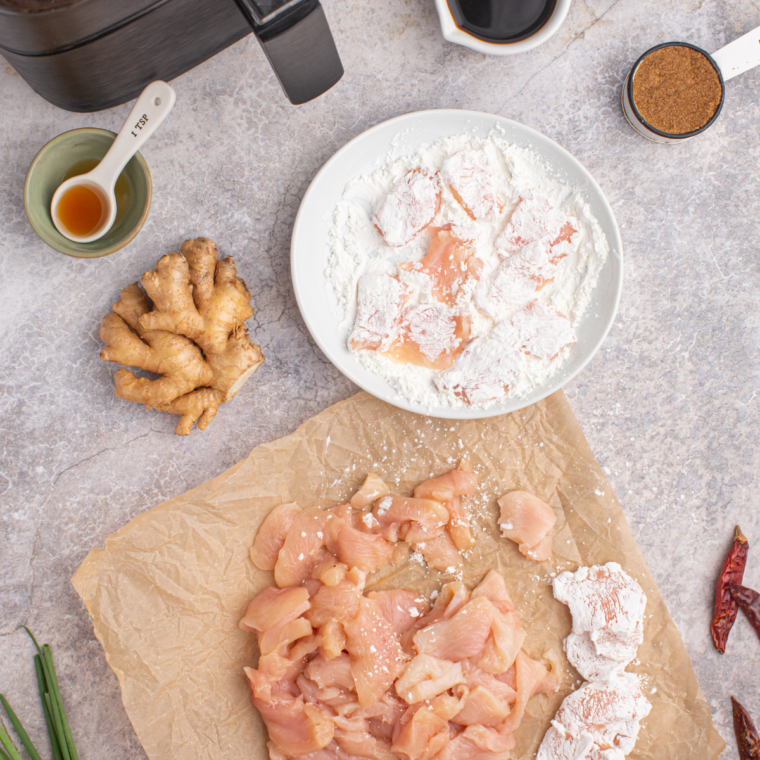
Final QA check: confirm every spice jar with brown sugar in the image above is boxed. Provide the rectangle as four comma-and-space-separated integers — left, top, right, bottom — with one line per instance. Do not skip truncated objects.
623, 42, 725, 143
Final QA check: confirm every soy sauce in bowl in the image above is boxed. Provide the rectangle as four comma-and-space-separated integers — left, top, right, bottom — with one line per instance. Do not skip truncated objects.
446, 0, 557, 43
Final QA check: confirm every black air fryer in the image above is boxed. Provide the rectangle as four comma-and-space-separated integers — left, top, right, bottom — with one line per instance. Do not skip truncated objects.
0, 0, 344, 111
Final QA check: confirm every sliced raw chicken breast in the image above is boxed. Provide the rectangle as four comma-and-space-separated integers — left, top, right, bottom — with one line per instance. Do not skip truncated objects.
495, 195, 578, 261
318, 620, 348, 660
470, 570, 516, 615
334, 521, 395, 573
477, 609, 526, 675
373, 495, 450, 539
434, 337, 526, 406
441, 150, 503, 221
368, 590, 429, 635
474, 240, 556, 320
343, 597, 408, 708
239, 586, 311, 634
252, 503, 302, 571
350, 473, 391, 509
349, 273, 410, 352
395, 654, 466, 703
413, 468, 478, 501
437, 724, 515, 760
413, 596, 496, 661
491, 301, 576, 360
391, 705, 450, 760
275, 507, 330, 587
498, 491, 557, 562
252, 694, 334, 757
500, 650, 561, 733
384, 303, 470, 370
306, 579, 362, 627
412, 531, 462, 572
453, 685, 511, 726
373, 169, 441, 248
259, 617, 313, 657
399, 226, 483, 306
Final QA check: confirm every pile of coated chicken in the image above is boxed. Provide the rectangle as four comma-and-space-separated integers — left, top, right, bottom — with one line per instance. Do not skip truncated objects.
241, 468, 560, 760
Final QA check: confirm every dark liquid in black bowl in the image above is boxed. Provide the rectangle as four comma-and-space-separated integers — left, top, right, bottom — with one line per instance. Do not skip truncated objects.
447, 0, 557, 43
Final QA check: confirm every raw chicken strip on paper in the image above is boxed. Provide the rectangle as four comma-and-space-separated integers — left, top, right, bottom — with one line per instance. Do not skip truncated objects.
497, 491, 557, 562
495, 195, 579, 262
474, 241, 557, 321
441, 150, 504, 221
491, 302, 576, 361
384, 303, 470, 370
536, 673, 651, 760
435, 337, 526, 405
349, 273, 410, 352
399, 225, 483, 307
373, 169, 442, 247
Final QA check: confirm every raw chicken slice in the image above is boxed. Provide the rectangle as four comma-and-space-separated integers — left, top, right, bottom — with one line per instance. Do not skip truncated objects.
395, 654, 466, 703
343, 597, 408, 708
495, 195, 578, 261
334, 727, 396, 760
259, 616, 313, 657
245, 651, 305, 703
413, 595, 496, 661
474, 241, 556, 320
373, 496, 450, 539
275, 507, 330, 588
252, 503, 302, 571
470, 570, 516, 615
498, 491, 557, 562
453, 685, 511, 726
318, 619, 348, 660
437, 724, 516, 760
391, 705, 450, 760
413, 468, 478, 501
383, 303, 470, 370
312, 555, 349, 587
350, 473, 390, 509
373, 169, 442, 248
500, 650, 561, 733
334, 521, 395, 573
441, 150, 503, 221
536, 673, 651, 760
398, 226, 483, 307
349, 273, 411, 352
252, 694, 334, 757
400, 521, 446, 544
434, 337, 526, 406
412, 531, 462, 573
289, 633, 320, 661
239, 586, 311, 634
306, 580, 362, 628
464, 666, 517, 705
443, 497, 475, 551
491, 302, 576, 360
368, 590, 429, 635
477, 609, 526, 675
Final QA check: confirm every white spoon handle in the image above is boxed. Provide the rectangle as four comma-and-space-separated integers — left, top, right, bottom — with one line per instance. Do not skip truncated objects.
91, 80, 176, 189
712, 24, 760, 81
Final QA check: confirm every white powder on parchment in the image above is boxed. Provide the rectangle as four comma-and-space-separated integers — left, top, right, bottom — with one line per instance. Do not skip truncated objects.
325, 129, 610, 409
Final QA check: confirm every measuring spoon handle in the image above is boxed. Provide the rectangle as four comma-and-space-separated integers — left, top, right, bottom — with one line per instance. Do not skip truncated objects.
712, 24, 760, 81
92, 81, 176, 189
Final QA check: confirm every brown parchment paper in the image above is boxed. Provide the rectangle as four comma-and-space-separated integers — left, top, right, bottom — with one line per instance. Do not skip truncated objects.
72, 390, 725, 760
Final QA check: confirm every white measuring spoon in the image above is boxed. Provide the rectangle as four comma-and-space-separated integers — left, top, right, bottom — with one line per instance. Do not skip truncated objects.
711, 24, 760, 80
51, 80, 176, 243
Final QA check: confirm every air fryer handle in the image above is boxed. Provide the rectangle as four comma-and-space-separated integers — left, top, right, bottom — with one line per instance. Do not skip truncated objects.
233, 0, 343, 105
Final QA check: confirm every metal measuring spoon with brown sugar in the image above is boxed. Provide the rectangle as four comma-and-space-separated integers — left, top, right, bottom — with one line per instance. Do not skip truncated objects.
622, 25, 760, 143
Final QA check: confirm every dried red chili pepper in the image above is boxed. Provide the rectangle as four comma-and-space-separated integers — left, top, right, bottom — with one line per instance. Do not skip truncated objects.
711, 525, 748, 654
730, 583, 760, 640
732, 696, 760, 760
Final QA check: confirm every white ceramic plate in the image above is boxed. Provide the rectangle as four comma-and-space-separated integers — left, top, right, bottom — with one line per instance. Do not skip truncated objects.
291, 109, 623, 419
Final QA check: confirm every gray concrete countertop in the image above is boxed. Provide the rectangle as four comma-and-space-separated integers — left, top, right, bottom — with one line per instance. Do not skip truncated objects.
1, 0, 758, 756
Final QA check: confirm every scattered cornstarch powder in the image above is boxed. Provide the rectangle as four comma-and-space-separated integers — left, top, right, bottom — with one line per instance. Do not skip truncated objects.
632, 45, 722, 134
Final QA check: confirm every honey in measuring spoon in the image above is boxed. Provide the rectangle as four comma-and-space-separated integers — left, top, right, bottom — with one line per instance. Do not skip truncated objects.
57, 159, 132, 237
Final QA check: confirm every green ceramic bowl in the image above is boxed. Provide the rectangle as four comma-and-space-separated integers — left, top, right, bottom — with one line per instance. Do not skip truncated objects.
24, 128, 152, 258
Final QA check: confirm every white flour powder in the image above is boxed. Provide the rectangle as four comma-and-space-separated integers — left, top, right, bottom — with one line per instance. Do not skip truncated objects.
325, 130, 610, 409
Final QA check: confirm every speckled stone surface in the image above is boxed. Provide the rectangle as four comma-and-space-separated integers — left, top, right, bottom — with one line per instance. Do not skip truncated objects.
1, 0, 759, 757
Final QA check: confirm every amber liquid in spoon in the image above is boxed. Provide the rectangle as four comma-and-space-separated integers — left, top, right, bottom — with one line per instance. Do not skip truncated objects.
57, 159, 132, 238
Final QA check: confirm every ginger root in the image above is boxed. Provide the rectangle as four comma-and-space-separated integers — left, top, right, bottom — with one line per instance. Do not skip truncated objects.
100, 238, 264, 435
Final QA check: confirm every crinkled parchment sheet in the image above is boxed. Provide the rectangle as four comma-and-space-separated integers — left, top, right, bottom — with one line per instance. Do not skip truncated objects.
72, 390, 724, 760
